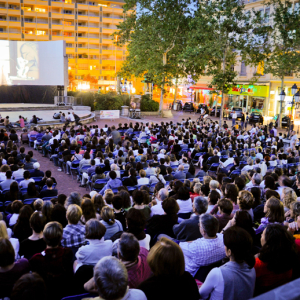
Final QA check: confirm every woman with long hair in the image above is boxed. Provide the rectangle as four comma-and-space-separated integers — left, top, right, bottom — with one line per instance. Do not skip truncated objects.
80, 198, 97, 224
5, 181, 22, 202
255, 224, 297, 295
200, 226, 256, 300
13, 205, 33, 242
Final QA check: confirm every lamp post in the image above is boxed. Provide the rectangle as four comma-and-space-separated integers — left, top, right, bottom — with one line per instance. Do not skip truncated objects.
290, 84, 300, 132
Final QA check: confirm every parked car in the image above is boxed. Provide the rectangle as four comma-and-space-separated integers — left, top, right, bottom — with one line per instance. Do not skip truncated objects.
229, 107, 244, 120
183, 102, 194, 111
210, 106, 221, 117
273, 114, 290, 128
249, 112, 264, 125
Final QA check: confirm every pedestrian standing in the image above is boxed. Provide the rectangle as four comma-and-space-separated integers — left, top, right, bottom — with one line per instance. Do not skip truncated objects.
232, 111, 237, 127
245, 112, 249, 130
240, 113, 245, 129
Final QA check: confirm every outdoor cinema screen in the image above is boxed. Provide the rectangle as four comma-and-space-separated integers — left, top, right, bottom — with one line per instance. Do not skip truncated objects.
0, 40, 65, 86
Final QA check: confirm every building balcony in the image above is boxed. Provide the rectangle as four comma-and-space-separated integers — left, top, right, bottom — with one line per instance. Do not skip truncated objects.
52, 13, 63, 18
8, 20, 21, 26
63, 13, 75, 20
77, 15, 88, 21
0, 31, 8, 38
35, 34, 49, 40
78, 36, 89, 42
23, 11, 36, 17
77, 25, 89, 31
52, 35, 64, 40
9, 32, 22, 39
36, 23, 48, 29
0, 20, 8, 26
63, 25, 75, 31
88, 27, 99, 33
88, 16, 99, 22
7, 9, 21, 16
52, 24, 63, 29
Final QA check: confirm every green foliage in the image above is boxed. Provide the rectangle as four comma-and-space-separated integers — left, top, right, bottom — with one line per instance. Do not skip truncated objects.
140, 95, 159, 111
67, 91, 95, 110
94, 92, 124, 111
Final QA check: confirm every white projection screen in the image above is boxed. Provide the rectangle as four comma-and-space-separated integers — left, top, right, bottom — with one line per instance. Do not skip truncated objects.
0, 40, 65, 86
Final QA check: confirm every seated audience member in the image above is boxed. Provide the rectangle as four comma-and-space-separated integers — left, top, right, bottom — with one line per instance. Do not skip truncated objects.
24, 155, 34, 170
7, 200, 23, 227
0, 220, 19, 259
213, 198, 233, 232
207, 190, 221, 213
237, 190, 255, 220
146, 197, 179, 245
180, 214, 226, 277
164, 166, 174, 181
19, 171, 35, 189
13, 205, 34, 243
5, 181, 22, 202
176, 186, 193, 214
138, 237, 199, 300
138, 169, 150, 185
112, 195, 127, 232
0, 238, 30, 299
39, 170, 57, 187
190, 182, 201, 202
174, 164, 186, 180
199, 227, 256, 299
132, 190, 151, 220
19, 212, 47, 260
100, 206, 123, 240
149, 167, 166, 185
12, 162, 25, 180
0, 170, 16, 190
51, 204, 68, 228
255, 197, 285, 235
61, 204, 86, 248
254, 224, 298, 295
74, 219, 112, 273
99, 171, 122, 195
29, 162, 44, 178
86, 233, 151, 291
84, 257, 147, 300
150, 188, 169, 217
23, 182, 39, 200
173, 196, 208, 242
30, 222, 73, 300
10, 273, 47, 300
39, 179, 58, 199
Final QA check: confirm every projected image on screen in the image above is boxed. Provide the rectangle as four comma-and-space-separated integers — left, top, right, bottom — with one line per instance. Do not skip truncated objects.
0, 40, 64, 86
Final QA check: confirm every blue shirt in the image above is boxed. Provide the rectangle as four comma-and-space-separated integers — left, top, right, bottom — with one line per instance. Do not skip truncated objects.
100, 178, 123, 195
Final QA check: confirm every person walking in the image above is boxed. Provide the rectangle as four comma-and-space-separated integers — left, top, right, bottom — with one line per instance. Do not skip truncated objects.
232, 111, 237, 127
241, 112, 245, 130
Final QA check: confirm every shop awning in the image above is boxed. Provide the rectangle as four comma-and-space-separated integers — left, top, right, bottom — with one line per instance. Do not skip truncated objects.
189, 84, 214, 91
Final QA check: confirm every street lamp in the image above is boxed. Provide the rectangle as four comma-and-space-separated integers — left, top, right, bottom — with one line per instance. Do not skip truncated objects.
279, 89, 286, 101
291, 84, 300, 122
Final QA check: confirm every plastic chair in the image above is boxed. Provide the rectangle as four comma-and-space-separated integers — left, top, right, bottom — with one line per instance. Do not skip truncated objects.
42, 197, 54, 201
24, 198, 38, 205
194, 259, 223, 282
61, 293, 96, 300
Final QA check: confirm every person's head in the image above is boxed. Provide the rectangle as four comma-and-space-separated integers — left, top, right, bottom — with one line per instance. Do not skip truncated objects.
252, 173, 262, 185
132, 190, 145, 205
157, 188, 169, 201
109, 171, 117, 180
10, 273, 47, 300
101, 206, 115, 225
234, 211, 255, 237
85, 219, 106, 240
225, 183, 239, 204
81, 198, 96, 222
177, 186, 190, 201
223, 226, 255, 268
264, 197, 285, 223
199, 213, 219, 238
33, 162, 40, 170
30, 211, 47, 234
0, 220, 8, 239
193, 182, 202, 195
208, 190, 221, 205
282, 187, 297, 208
112, 195, 123, 210
209, 180, 219, 190
265, 189, 280, 200
118, 232, 140, 262
264, 175, 275, 190
66, 204, 82, 225
11, 200, 23, 214
0, 238, 15, 267
238, 190, 254, 210
260, 224, 297, 273
290, 201, 300, 219
6, 170, 12, 179
65, 192, 82, 209
43, 221, 63, 247
162, 197, 179, 215
234, 177, 245, 191
94, 257, 128, 300
126, 208, 146, 237
193, 196, 208, 215
218, 198, 233, 215
147, 237, 185, 276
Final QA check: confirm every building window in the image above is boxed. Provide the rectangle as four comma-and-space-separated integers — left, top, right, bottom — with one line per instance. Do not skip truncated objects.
63, 21, 72, 26
35, 7, 46, 12
66, 43, 73, 47
24, 18, 33, 22
63, 10, 72, 14
36, 30, 46, 35
240, 61, 247, 75
9, 17, 17, 21
64, 32, 72, 36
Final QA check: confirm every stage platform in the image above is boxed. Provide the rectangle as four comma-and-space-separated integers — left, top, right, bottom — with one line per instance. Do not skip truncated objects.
0, 104, 94, 128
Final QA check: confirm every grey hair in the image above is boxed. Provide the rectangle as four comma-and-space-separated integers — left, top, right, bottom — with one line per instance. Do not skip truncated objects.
94, 256, 128, 300
158, 188, 169, 201
252, 173, 262, 185
194, 196, 208, 215
178, 164, 184, 171
247, 158, 253, 165
65, 192, 82, 209
209, 180, 219, 189
200, 213, 219, 237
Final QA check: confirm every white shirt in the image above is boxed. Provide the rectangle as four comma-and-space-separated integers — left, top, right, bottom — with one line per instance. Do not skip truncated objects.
222, 157, 234, 167
10, 238, 20, 260
137, 177, 149, 185
232, 113, 237, 119
68, 114, 75, 121
19, 178, 35, 189
75, 238, 113, 273
9, 213, 19, 227
113, 234, 151, 251
150, 200, 164, 217
149, 174, 166, 185
177, 198, 193, 214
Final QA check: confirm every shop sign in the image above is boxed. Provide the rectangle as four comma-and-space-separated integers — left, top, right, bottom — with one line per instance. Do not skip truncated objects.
228, 85, 269, 97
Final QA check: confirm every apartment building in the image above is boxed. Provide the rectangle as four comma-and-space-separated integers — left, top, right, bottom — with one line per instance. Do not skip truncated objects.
0, 0, 126, 91
192, 0, 300, 118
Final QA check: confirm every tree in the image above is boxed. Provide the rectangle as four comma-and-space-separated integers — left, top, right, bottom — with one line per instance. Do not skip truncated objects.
184, 0, 266, 124
114, 0, 204, 114
260, 0, 300, 128
68, 72, 76, 91
83, 74, 98, 89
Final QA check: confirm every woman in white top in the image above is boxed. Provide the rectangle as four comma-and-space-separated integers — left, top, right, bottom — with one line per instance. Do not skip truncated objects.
157, 149, 166, 160
0, 220, 19, 259
176, 186, 193, 214
138, 169, 149, 186
149, 167, 166, 185
199, 226, 256, 300
74, 219, 113, 273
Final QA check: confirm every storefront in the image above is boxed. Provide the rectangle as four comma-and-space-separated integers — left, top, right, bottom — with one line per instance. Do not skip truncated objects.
226, 84, 269, 114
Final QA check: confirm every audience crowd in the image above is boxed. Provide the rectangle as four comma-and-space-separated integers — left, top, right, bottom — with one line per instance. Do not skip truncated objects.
0, 118, 300, 300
